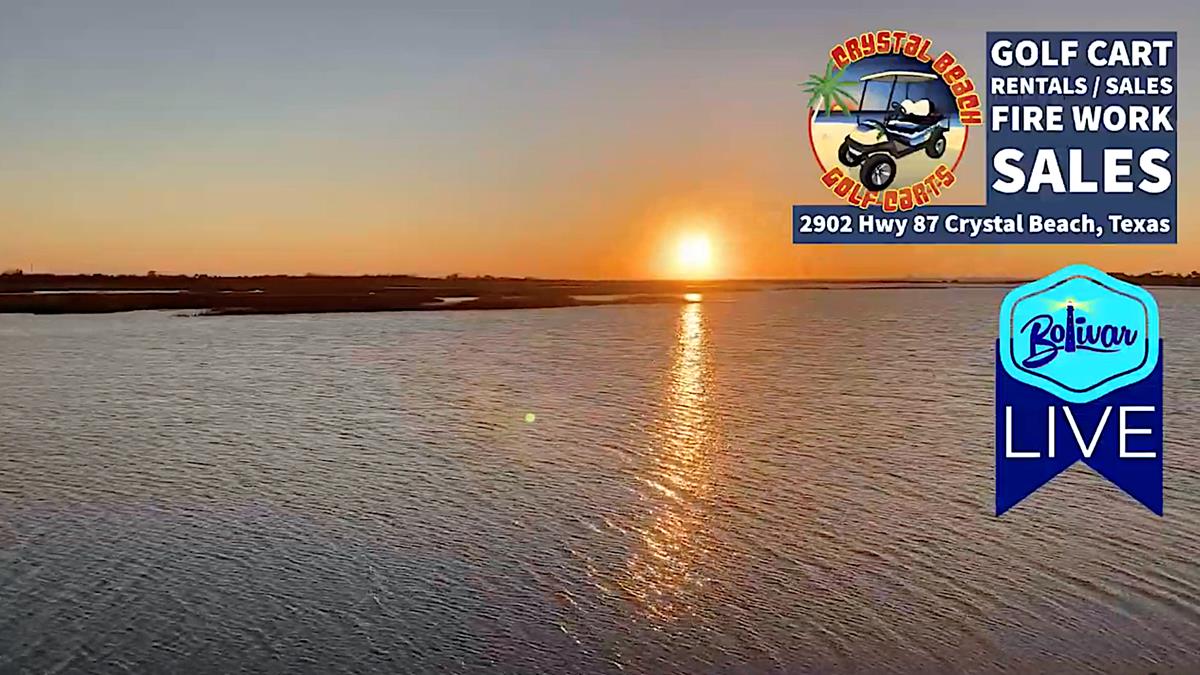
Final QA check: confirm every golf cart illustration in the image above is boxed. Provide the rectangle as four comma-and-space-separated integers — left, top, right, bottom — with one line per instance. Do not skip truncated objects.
837, 71, 949, 191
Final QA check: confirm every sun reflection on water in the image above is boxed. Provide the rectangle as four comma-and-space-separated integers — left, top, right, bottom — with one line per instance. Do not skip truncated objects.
620, 301, 720, 622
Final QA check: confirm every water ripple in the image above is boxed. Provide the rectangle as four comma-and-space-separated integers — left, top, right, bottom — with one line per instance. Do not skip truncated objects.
1, 290, 1198, 673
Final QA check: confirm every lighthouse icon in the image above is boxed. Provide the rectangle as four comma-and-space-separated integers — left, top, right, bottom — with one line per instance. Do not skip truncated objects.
1064, 301, 1078, 354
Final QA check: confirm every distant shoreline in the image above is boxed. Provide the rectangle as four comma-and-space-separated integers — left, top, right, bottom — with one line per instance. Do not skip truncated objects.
0, 273, 1195, 316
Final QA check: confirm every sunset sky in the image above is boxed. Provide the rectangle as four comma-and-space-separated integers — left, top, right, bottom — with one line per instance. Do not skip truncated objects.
1, 0, 1195, 279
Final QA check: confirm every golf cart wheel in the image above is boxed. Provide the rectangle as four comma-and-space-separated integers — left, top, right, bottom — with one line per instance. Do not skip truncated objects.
860, 154, 897, 191
838, 141, 862, 167
926, 131, 947, 159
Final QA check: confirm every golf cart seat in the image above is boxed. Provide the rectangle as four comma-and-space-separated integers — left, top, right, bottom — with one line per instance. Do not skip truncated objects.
877, 98, 944, 139
895, 98, 942, 126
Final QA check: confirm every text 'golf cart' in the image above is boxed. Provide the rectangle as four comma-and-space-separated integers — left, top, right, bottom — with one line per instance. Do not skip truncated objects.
837, 71, 949, 191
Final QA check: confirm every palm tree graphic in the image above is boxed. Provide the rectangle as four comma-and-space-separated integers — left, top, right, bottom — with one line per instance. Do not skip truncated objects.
802, 60, 857, 118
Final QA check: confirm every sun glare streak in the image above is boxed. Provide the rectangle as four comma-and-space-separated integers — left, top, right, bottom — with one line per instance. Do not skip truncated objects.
620, 301, 720, 622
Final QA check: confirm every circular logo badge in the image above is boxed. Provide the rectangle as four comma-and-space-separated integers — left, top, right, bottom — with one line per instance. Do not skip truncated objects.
805, 31, 976, 210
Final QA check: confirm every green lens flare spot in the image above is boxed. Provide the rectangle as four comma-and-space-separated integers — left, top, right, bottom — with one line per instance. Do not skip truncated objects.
524, 413, 536, 424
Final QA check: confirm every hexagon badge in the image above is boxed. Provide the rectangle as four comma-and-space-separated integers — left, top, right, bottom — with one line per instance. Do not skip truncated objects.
999, 264, 1160, 404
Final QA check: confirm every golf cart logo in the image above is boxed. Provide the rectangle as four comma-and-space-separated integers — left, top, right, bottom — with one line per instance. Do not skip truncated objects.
999, 264, 1159, 403
805, 30, 982, 211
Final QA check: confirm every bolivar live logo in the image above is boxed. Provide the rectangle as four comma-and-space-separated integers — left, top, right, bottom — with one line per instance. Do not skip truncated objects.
996, 264, 1163, 515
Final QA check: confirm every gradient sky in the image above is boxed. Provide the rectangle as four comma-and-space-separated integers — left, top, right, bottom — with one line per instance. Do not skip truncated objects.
0, 0, 1195, 278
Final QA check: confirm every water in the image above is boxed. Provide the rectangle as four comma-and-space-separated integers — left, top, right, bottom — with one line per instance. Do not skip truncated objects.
1, 288, 1198, 674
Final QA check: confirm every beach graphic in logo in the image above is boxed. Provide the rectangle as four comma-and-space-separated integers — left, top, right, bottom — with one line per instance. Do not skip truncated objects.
996, 264, 1163, 515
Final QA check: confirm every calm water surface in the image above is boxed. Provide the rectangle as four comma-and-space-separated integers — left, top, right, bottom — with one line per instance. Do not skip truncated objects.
2, 289, 1198, 673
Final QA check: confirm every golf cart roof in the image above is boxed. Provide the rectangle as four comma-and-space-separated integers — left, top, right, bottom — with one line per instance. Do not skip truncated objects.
860, 70, 938, 83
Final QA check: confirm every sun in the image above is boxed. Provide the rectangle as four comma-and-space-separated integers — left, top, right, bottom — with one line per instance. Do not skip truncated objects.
673, 233, 714, 278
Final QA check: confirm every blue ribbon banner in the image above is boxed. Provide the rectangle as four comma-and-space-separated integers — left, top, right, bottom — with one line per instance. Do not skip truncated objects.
995, 264, 1163, 514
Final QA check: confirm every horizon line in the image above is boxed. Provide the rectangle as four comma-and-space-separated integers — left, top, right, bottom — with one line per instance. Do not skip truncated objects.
3, 270, 1197, 283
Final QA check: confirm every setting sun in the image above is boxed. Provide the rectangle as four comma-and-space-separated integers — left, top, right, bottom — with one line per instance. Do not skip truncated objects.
673, 234, 715, 278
